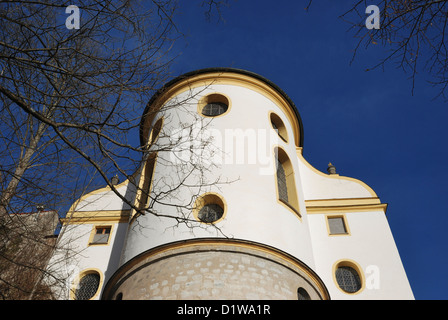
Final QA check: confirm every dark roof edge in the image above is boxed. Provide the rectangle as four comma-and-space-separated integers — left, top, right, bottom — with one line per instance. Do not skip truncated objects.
139, 67, 304, 147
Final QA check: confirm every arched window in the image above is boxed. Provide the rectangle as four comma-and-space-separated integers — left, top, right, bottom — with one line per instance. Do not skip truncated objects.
335, 264, 363, 294
297, 287, 311, 300
276, 158, 289, 203
148, 117, 163, 146
270, 113, 288, 142
138, 152, 157, 211
275, 148, 300, 216
74, 271, 101, 300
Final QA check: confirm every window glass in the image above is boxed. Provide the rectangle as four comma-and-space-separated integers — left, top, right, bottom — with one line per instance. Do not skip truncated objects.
75, 272, 100, 300
297, 287, 311, 300
276, 159, 289, 203
92, 226, 111, 244
274, 148, 300, 216
270, 113, 288, 142
202, 102, 228, 117
335, 266, 362, 293
194, 193, 226, 224
198, 203, 224, 223
328, 217, 347, 235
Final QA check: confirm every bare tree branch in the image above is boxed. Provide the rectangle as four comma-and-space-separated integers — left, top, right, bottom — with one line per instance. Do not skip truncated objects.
341, 0, 448, 98
0, 0, 232, 299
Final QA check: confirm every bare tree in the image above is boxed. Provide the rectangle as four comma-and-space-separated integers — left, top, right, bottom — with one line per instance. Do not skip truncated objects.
340, 0, 448, 98
0, 0, 229, 299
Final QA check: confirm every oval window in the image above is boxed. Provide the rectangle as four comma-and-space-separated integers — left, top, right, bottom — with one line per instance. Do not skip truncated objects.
202, 102, 228, 117
335, 266, 362, 293
74, 272, 101, 300
199, 94, 229, 117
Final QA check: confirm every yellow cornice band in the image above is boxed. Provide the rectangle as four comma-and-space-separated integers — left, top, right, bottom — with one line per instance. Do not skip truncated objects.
141, 71, 302, 148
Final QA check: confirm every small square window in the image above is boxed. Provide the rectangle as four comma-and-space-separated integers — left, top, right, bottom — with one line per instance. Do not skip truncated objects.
327, 216, 348, 235
91, 226, 111, 244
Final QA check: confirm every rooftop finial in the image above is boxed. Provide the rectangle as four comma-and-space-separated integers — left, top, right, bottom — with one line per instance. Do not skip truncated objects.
111, 174, 120, 185
327, 162, 337, 175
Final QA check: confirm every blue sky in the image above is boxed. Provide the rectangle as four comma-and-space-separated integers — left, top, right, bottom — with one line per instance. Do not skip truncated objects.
166, 1, 448, 300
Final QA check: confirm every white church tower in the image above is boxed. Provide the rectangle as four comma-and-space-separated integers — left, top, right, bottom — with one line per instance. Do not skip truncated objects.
47, 68, 414, 300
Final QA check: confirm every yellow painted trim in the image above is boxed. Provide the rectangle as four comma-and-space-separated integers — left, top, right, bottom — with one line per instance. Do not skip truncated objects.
70, 268, 104, 300
296, 147, 379, 198
87, 224, 114, 246
132, 117, 163, 222
325, 214, 351, 236
306, 203, 388, 214
332, 259, 366, 295
197, 92, 232, 118
147, 117, 164, 148
141, 71, 302, 148
306, 197, 381, 207
192, 192, 227, 224
102, 239, 330, 300
66, 178, 130, 215
269, 111, 289, 143
61, 210, 130, 225
131, 152, 158, 222
273, 146, 302, 220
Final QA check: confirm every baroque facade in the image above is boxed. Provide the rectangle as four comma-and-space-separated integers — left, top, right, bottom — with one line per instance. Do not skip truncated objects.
47, 68, 414, 300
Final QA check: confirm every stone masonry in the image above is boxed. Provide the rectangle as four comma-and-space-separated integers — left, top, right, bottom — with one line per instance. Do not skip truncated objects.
103, 242, 326, 300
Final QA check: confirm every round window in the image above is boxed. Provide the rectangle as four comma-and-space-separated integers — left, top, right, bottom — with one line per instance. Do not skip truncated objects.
198, 203, 224, 223
194, 193, 226, 224
74, 272, 101, 300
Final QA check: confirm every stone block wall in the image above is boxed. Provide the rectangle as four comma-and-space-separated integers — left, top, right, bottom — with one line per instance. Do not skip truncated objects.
102, 241, 328, 300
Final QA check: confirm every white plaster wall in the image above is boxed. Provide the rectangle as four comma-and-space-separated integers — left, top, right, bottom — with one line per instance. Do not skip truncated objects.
73, 182, 136, 212
47, 71, 415, 300
48, 221, 127, 299
297, 140, 413, 298
297, 155, 375, 200
121, 83, 316, 270
307, 210, 414, 299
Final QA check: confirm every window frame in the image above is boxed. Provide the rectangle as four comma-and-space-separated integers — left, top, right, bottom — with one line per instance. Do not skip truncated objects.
193, 192, 227, 224
326, 214, 351, 236
70, 269, 103, 300
332, 259, 365, 295
137, 152, 158, 212
274, 147, 301, 219
269, 112, 289, 143
88, 225, 113, 246
197, 93, 231, 118
276, 157, 289, 204
147, 117, 164, 147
